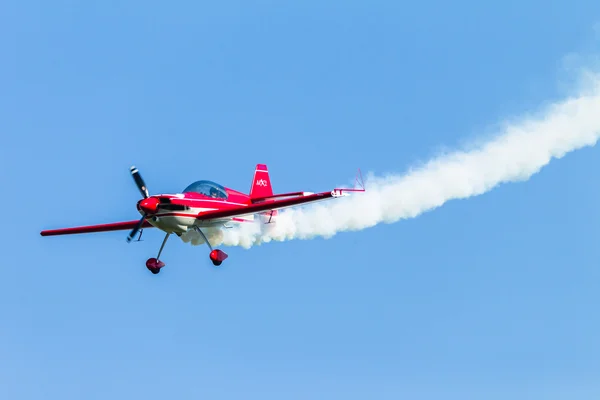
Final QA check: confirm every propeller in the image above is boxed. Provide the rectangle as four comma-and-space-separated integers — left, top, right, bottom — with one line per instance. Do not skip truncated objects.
127, 216, 146, 243
126, 166, 189, 242
127, 165, 150, 242
130, 166, 149, 199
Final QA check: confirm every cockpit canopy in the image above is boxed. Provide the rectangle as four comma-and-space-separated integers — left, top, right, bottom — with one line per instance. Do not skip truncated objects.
182, 180, 228, 199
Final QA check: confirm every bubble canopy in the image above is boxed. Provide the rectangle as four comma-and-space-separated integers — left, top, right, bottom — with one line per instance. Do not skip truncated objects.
182, 180, 228, 199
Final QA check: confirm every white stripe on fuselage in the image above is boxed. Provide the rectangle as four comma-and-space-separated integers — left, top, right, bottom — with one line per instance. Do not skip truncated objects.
141, 204, 255, 234
156, 195, 250, 207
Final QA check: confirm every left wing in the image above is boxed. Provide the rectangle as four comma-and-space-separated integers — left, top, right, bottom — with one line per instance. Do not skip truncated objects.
40, 220, 154, 236
196, 190, 349, 222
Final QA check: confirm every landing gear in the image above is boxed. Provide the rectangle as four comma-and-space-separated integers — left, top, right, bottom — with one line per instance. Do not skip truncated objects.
143, 227, 229, 273
146, 258, 165, 274
146, 233, 170, 274
210, 249, 228, 266
194, 226, 228, 266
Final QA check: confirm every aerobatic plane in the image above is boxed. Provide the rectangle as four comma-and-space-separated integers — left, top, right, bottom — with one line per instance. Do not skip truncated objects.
40, 165, 365, 274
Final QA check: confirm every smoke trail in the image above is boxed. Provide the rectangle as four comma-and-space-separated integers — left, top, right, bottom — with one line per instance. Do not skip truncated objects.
186, 71, 600, 249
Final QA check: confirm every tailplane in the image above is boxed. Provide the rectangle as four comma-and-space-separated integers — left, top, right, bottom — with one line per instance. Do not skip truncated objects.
250, 164, 273, 200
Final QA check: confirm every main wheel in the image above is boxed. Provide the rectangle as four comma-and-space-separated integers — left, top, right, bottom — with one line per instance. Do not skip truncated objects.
146, 257, 165, 274
209, 249, 228, 266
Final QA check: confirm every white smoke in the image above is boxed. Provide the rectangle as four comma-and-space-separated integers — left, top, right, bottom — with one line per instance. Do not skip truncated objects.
192, 71, 600, 249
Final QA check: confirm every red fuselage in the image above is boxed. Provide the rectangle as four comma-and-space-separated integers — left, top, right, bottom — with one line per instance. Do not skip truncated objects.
137, 185, 259, 233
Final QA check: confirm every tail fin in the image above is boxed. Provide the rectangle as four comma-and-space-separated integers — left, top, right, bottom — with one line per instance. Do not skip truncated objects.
250, 164, 273, 199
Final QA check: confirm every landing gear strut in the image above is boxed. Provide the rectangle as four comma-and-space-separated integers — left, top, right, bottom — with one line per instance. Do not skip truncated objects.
194, 226, 228, 266
146, 233, 170, 274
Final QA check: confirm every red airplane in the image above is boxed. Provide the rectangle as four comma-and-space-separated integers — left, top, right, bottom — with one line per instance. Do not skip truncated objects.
40, 164, 365, 274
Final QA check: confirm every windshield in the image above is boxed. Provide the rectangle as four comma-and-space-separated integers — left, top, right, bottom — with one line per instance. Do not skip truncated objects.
182, 180, 228, 199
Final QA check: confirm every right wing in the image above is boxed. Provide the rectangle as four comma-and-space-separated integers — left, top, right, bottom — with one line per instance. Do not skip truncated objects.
196, 190, 348, 222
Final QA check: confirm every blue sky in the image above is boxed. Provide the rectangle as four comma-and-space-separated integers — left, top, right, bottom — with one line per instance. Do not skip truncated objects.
3, 1, 600, 398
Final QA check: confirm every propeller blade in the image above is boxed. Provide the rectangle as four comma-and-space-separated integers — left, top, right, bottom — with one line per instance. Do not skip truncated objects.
130, 166, 149, 199
126, 215, 146, 243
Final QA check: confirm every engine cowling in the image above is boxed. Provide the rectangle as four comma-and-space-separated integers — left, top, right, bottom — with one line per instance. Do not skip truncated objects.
138, 197, 160, 214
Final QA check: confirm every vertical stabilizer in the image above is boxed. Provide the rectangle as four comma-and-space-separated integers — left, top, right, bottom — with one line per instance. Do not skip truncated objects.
250, 164, 273, 199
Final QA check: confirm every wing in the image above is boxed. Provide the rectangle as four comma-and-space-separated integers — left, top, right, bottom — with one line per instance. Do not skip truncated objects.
40, 220, 154, 236
196, 190, 348, 222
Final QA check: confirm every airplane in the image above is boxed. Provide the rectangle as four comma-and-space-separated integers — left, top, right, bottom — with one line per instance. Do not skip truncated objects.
40, 164, 365, 274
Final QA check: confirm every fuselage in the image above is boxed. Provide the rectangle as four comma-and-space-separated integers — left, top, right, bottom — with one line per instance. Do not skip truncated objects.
137, 180, 255, 234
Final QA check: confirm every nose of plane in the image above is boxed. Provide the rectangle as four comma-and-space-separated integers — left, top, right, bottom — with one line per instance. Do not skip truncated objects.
138, 197, 160, 214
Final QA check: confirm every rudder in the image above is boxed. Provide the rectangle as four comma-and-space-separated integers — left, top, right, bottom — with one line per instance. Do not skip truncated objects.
250, 164, 273, 199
